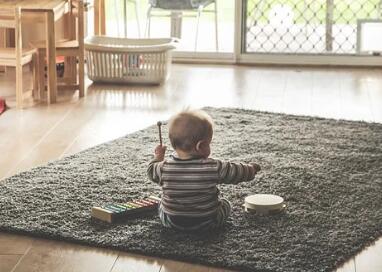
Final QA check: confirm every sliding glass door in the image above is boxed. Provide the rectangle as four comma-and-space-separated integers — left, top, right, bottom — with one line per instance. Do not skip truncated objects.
238, 0, 382, 65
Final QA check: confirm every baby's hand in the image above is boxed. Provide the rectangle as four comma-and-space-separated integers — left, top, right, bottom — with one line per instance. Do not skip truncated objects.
251, 163, 261, 174
154, 145, 167, 161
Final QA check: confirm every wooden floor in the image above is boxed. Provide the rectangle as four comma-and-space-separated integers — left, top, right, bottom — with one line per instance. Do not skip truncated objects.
0, 64, 381, 272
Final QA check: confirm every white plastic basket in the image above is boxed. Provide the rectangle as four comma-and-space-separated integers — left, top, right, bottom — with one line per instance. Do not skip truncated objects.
84, 36, 177, 84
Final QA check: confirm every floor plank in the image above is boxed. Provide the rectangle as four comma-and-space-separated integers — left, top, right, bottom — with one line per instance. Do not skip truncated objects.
12, 239, 117, 272
0, 255, 22, 272
336, 258, 356, 272
0, 234, 33, 255
355, 238, 382, 272
110, 253, 162, 272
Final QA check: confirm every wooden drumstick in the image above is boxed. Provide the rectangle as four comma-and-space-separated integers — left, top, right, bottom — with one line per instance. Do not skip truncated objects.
157, 121, 163, 146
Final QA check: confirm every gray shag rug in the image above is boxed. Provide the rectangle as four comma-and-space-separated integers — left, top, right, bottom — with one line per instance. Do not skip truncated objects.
1, 107, 382, 272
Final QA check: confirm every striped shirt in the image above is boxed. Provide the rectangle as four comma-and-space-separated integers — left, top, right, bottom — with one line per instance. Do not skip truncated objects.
147, 154, 257, 217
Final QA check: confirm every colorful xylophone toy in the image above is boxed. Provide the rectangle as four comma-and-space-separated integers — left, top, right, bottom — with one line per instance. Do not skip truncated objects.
91, 196, 161, 223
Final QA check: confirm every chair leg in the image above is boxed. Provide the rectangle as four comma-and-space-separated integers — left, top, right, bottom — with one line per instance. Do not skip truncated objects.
63, 57, 70, 83
16, 64, 23, 109
70, 57, 77, 84
145, 5, 152, 38
0, 29, 5, 73
195, 6, 203, 51
72, 57, 78, 84
214, 0, 219, 51
79, 55, 85, 98
38, 49, 46, 100
32, 53, 40, 100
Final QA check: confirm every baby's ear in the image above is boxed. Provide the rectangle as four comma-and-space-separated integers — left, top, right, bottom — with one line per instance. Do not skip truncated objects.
195, 140, 204, 151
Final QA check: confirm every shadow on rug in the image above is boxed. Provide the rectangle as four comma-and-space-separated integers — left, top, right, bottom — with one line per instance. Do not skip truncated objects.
1, 107, 381, 272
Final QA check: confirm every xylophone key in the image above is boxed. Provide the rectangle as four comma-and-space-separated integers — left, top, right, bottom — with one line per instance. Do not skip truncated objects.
140, 200, 154, 205
127, 202, 141, 208
104, 205, 124, 213
114, 204, 131, 210
134, 200, 149, 206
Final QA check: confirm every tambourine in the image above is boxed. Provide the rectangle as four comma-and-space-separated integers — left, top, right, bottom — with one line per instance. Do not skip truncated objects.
243, 194, 286, 215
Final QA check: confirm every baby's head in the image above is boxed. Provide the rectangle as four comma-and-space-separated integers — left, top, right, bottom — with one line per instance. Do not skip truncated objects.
169, 110, 213, 158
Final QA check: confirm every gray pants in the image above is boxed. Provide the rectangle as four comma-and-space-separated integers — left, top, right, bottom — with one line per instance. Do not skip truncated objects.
159, 199, 231, 232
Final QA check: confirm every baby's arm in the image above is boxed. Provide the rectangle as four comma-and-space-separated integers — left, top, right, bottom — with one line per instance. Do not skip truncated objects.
216, 160, 261, 185
147, 145, 166, 184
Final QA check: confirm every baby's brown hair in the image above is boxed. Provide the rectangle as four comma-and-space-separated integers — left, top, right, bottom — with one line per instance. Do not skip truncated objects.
168, 110, 213, 152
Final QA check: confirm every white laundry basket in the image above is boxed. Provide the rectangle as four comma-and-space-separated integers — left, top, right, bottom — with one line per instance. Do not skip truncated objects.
84, 36, 177, 84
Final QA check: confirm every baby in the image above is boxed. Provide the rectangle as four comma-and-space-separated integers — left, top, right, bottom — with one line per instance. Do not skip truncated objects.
147, 109, 261, 232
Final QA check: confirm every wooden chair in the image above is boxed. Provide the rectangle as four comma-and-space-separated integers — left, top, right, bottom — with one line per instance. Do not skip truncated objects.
0, 7, 39, 109
32, 0, 85, 99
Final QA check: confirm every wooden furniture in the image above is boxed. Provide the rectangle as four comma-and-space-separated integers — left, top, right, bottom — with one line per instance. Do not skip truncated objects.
32, 0, 85, 98
0, 0, 68, 104
0, 29, 5, 72
0, 7, 39, 109
94, 0, 106, 35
